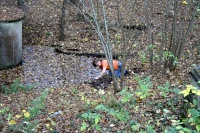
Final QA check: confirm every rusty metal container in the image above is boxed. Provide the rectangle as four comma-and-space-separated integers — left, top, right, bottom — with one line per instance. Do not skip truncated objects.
0, 6, 24, 70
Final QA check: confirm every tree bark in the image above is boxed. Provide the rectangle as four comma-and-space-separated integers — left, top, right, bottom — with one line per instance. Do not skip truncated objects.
59, 0, 68, 41
17, 0, 25, 10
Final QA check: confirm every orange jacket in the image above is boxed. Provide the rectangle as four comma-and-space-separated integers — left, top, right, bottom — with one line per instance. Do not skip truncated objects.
99, 60, 119, 70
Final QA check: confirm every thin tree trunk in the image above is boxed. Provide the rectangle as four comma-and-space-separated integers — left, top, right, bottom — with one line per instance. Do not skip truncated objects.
177, 1, 200, 59
160, 0, 171, 70
17, 0, 25, 10
59, 0, 68, 41
119, 0, 137, 90
168, 0, 178, 71
144, 0, 153, 72
89, 0, 119, 93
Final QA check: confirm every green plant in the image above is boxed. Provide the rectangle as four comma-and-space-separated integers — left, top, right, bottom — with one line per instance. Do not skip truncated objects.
79, 85, 157, 132
80, 111, 102, 131
9, 89, 49, 132
119, 86, 134, 103
129, 119, 140, 132
80, 122, 89, 131
163, 51, 178, 67
12, 120, 39, 133
0, 105, 9, 115
28, 89, 49, 120
158, 82, 171, 98
146, 125, 156, 133
136, 76, 152, 99
71, 87, 78, 94
178, 85, 200, 132
0, 104, 11, 131
95, 104, 129, 123
109, 108, 130, 122
2, 79, 36, 95
165, 119, 192, 133
139, 52, 147, 64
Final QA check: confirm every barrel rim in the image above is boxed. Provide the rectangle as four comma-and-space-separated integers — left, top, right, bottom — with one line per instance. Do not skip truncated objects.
0, 15, 25, 23
0, 6, 25, 23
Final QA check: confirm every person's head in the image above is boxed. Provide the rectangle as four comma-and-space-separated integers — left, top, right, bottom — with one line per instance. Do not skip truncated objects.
93, 59, 101, 67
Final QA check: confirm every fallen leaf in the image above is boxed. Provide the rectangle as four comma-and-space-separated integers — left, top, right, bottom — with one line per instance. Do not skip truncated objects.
182, 1, 188, 5
15, 115, 22, 119
98, 89, 105, 95
46, 123, 50, 129
24, 112, 30, 118
82, 38, 89, 42
9, 119, 17, 125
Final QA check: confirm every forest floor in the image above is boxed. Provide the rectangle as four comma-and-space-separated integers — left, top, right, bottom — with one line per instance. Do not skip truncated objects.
0, 0, 200, 132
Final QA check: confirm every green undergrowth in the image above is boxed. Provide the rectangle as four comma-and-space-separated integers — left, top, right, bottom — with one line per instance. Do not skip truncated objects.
79, 76, 200, 132
1, 79, 36, 95
0, 88, 49, 132
1, 76, 200, 132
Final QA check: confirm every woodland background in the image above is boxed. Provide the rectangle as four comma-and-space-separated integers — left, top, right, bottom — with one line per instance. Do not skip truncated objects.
0, 0, 200, 132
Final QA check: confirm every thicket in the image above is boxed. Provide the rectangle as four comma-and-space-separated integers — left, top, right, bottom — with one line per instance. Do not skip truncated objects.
60, 0, 200, 92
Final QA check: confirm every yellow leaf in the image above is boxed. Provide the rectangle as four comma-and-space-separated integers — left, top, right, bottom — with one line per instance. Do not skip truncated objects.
186, 85, 195, 90
50, 88, 54, 92
196, 90, 200, 96
179, 89, 190, 97
114, 34, 121, 41
182, 1, 188, 5
15, 115, 22, 119
24, 112, 30, 118
81, 95, 85, 101
191, 89, 197, 94
22, 110, 26, 113
49, 110, 55, 114
86, 99, 90, 104
137, 92, 142, 96
98, 89, 105, 95
9, 119, 17, 125
51, 120, 56, 126
82, 38, 89, 42
179, 85, 194, 97
46, 123, 50, 129
92, 88, 97, 93
191, 88, 200, 96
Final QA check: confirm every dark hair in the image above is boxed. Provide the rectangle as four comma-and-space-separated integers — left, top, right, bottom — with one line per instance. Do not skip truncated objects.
92, 59, 98, 67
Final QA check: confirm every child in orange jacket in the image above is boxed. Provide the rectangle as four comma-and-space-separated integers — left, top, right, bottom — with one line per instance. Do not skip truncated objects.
92, 59, 128, 79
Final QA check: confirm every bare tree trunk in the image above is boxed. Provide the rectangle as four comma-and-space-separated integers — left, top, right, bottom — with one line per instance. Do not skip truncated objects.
177, 1, 200, 59
144, 0, 154, 72
119, 0, 138, 90
158, 0, 199, 71
17, 0, 25, 9
160, 0, 171, 70
59, 0, 68, 41
69, 0, 77, 5
150, 33, 154, 72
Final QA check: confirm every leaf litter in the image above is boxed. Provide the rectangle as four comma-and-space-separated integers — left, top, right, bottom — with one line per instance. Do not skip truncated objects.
0, 0, 199, 132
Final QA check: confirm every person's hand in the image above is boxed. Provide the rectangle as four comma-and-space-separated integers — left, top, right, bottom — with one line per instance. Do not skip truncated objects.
95, 76, 99, 79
